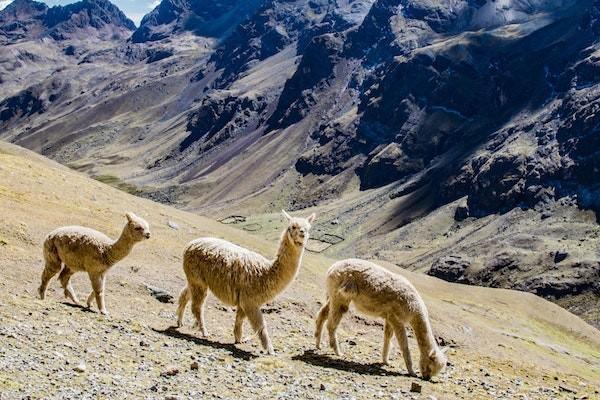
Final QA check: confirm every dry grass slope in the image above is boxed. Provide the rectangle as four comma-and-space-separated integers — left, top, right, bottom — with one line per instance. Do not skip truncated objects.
0, 141, 598, 399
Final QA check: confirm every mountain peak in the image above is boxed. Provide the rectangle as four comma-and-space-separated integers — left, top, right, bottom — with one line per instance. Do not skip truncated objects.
131, 0, 262, 43
0, 0, 135, 43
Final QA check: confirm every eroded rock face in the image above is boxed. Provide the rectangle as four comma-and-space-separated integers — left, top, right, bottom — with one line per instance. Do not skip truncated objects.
181, 95, 267, 152
428, 255, 472, 283
430, 252, 600, 312
268, 33, 345, 129
522, 261, 600, 299
0, 78, 72, 126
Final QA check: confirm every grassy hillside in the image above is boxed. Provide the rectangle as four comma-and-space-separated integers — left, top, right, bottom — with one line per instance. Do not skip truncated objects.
0, 141, 598, 399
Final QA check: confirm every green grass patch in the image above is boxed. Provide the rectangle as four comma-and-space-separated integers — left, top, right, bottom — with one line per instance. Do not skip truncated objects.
94, 174, 141, 196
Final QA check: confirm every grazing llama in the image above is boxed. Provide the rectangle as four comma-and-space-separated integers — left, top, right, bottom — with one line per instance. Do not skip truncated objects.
38, 213, 151, 315
315, 259, 448, 380
176, 210, 315, 355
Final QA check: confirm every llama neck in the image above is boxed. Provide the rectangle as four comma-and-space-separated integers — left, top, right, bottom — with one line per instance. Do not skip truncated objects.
266, 231, 303, 293
106, 226, 135, 266
411, 310, 438, 357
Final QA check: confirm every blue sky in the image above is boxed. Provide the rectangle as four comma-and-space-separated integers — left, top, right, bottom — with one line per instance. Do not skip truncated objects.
0, 0, 161, 25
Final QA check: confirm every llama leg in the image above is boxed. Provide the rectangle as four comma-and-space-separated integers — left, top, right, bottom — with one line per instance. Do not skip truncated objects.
382, 319, 394, 365
38, 260, 61, 300
58, 266, 79, 304
89, 273, 108, 315
176, 286, 190, 328
314, 301, 330, 349
86, 290, 94, 308
245, 306, 274, 355
189, 284, 208, 336
234, 307, 246, 344
393, 322, 415, 376
326, 301, 349, 356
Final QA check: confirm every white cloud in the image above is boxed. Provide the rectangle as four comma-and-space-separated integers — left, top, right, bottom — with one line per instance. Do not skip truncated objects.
0, 0, 12, 11
148, 0, 160, 10
128, 12, 145, 26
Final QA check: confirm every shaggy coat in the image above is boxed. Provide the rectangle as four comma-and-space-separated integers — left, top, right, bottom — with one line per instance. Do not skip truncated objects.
38, 213, 150, 314
176, 210, 315, 354
315, 259, 447, 380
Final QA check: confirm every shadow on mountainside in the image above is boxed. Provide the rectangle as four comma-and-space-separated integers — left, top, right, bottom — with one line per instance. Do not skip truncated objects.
152, 327, 258, 361
292, 350, 406, 377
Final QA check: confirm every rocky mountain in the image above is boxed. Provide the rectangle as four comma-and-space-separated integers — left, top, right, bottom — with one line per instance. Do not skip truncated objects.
0, 0, 135, 43
0, 0, 599, 326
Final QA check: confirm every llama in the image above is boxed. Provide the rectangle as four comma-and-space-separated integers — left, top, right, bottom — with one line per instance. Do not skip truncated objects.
176, 210, 315, 355
38, 212, 151, 315
315, 259, 448, 380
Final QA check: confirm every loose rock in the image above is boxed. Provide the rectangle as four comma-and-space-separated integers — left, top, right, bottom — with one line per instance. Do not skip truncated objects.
73, 362, 86, 373
410, 382, 422, 393
161, 367, 179, 377
145, 285, 174, 303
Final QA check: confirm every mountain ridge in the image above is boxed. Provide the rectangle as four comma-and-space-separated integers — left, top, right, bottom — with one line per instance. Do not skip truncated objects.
0, 0, 135, 43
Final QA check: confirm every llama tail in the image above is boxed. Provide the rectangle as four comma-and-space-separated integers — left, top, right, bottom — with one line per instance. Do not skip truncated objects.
38, 236, 62, 300
175, 286, 190, 328
43, 237, 61, 266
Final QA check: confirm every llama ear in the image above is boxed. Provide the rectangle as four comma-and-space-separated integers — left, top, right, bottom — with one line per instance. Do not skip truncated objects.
428, 349, 436, 359
306, 213, 316, 224
281, 209, 292, 221
125, 212, 134, 222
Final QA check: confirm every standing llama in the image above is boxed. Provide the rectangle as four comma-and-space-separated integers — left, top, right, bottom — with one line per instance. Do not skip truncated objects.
38, 213, 151, 315
176, 210, 315, 355
315, 259, 448, 380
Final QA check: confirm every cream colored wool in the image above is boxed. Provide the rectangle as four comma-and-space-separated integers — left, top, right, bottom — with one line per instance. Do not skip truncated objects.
38, 213, 151, 315
176, 210, 315, 355
315, 259, 448, 380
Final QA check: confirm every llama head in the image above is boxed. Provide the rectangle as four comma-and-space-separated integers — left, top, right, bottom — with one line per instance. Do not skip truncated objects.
281, 210, 315, 247
420, 346, 448, 380
125, 212, 151, 241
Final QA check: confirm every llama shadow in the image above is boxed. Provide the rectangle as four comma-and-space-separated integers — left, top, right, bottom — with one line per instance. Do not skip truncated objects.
61, 302, 95, 313
152, 327, 257, 361
292, 350, 405, 377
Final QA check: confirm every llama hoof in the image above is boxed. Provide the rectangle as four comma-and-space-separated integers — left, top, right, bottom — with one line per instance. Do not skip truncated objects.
99, 310, 109, 316
382, 360, 389, 366
237, 335, 253, 344
193, 324, 208, 337
38, 287, 45, 300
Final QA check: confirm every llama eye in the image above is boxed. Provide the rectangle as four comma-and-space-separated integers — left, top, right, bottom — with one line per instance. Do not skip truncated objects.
135, 227, 143, 231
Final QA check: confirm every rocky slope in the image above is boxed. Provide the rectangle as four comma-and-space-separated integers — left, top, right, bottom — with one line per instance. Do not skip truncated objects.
1, 141, 599, 399
0, 0, 598, 326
